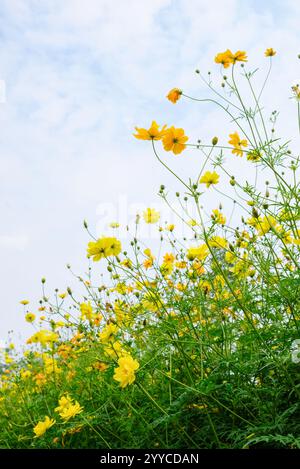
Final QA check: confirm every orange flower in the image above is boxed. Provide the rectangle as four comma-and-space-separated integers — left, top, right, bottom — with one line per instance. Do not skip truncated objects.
167, 88, 182, 103
134, 121, 167, 140
228, 132, 248, 157
214, 49, 233, 68
162, 127, 188, 155
215, 49, 247, 68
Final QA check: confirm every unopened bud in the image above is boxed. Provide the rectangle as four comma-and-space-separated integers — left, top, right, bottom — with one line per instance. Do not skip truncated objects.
212, 136, 218, 146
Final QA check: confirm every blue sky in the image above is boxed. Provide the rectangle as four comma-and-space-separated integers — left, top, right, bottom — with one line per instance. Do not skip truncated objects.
0, 0, 299, 345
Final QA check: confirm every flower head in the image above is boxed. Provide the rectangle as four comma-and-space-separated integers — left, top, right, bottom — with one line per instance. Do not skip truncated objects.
87, 237, 121, 262
162, 126, 188, 155
228, 132, 248, 156
199, 171, 220, 188
55, 394, 83, 421
113, 354, 140, 388
187, 244, 209, 261
20, 300, 29, 305
231, 50, 248, 63
167, 88, 182, 103
211, 209, 226, 225
143, 208, 160, 224
134, 121, 167, 140
215, 49, 247, 68
215, 49, 233, 68
33, 416, 55, 438
265, 48, 276, 57
25, 312, 36, 323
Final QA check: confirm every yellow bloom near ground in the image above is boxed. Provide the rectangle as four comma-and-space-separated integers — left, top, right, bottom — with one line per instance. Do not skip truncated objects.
33, 416, 55, 438
113, 355, 140, 388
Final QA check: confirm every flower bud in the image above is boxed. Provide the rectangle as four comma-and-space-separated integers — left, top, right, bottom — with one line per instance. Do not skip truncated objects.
212, 136, 218, 146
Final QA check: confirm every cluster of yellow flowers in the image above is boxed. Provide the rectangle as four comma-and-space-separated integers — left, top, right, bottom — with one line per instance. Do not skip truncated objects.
87, 236, 122, 262
33, 394, 83, 438
134, 121, 188, 155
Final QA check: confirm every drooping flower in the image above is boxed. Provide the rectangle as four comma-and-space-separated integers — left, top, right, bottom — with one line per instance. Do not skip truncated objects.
87, 237, 121, 262
113, 355, 140, 388
143, 208, 160, 224
133, 121, 167, 140
166, 88, 182, 103
228, 132, 248, 156
33, 416, 55, 438
199, 171, 220, 188
265, 48, 276, 57
162, 127, 189, 155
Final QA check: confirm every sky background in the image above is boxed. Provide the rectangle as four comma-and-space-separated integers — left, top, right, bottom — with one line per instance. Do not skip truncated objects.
1, 0, 300, 345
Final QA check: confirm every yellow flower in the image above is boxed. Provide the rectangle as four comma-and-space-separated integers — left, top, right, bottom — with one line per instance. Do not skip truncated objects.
208, 236, 228, 249
20, 300, 29, 305
109, 222, 120, 228
143, 208, 160, 224
214, 49, 233, 68
162, 126, 188, 155
166, 88, 182, 103
256, 215, 279, 236
247, 149, 261, 161
211, 209, 226, 225
199, 171, 220, 188
33, 416, 55, 438
230, 50, 248, 63
80, 302, 94, 321
87, 237, 121, 261
58, 292, 67, 299
25, 312, 36, 323
265, 48, 276, 57
27, 330, 58, 346
163, 253, 175, 265
228, 132, 248, 156
21, 370, 32, 379
187, 244, 209, 261
143, 258, 154, 269
99, 323, 118, 342
215, 49, 247, 67
167, 224, 175, 232
133, 121, 167, 140
55, 395, 83, 421
188, 219, 198, 226
113, 355, 139, 388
